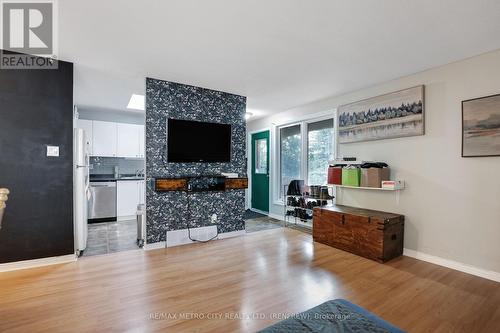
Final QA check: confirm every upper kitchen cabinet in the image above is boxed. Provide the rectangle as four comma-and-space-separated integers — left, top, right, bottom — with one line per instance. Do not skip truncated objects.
92, 121, 118, 157
77, 119, 93, 155
85, 120, 145, 158
117, 123, 142, 158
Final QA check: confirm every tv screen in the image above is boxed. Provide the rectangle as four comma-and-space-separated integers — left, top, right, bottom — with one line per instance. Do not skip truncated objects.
167, 119, 231, 163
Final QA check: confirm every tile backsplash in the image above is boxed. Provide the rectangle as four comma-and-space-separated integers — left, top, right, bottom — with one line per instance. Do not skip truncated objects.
90, 157, 145, 176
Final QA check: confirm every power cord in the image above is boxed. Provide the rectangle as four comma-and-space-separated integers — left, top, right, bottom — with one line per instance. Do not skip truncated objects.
162, 141, 219, 243
185, 162, 219, 242
185, 190, 219, 243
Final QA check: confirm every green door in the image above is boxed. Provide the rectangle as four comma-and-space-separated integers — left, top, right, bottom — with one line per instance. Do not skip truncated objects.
251, 131, 270, 213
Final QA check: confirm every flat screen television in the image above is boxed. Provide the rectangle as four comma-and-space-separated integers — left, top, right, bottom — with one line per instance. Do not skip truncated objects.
167, 119, 231, 163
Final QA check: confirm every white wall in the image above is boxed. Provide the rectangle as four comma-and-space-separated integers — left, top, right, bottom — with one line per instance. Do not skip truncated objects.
247, 49, 500, 274
78, 108, 145, 125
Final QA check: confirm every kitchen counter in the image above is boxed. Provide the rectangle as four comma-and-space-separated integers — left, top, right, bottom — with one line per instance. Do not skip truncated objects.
90, 174, 145, 182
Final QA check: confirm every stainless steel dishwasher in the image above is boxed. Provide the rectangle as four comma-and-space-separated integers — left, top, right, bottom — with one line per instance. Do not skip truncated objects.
88, 181, 117, 223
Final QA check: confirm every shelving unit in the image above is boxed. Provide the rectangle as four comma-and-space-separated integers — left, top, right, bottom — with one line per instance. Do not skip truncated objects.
326, 159, 406, 205
283, 185, 334, 228
328, 159, 367, 165
328, 184, 404, 191
330, 182, 405, 205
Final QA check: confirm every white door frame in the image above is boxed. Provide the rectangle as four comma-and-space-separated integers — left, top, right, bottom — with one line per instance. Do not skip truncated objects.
271, 110, 336, 205
247, 127, 271, 214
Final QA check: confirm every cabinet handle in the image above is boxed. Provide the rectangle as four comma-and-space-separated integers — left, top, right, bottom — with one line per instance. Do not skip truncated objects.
342, 215, 345, 225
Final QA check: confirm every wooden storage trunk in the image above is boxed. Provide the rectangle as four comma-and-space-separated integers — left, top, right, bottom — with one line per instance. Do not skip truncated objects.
313, 205, 404, 262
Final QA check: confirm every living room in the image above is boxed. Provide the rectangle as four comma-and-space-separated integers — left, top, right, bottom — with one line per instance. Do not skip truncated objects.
1, 1, 500, 332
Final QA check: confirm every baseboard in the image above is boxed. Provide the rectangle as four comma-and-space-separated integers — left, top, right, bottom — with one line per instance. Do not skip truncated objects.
0, 254, 77, 273
166, 225, 218, 247
144, 241, 166, 251
117, 215, 135, 221
266, 214, 500, 282
268, 213, 285, 221
250, 208, 269, 216
144, 227, 246, 250
217, 230, 246, 239
403, 248, 500, 283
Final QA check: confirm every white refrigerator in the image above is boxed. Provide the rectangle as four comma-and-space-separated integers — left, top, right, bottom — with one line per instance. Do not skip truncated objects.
74, 128, 90, 255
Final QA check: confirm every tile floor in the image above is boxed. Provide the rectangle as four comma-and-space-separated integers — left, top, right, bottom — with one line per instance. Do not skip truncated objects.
83, 215, 306, 257
83, 219, 140, 257
245, 215, 312, 234
245, 216, 283, 233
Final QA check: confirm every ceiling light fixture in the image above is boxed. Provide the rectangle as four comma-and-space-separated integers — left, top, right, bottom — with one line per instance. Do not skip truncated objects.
245, 112, 253, 120
127, 94, 145, 111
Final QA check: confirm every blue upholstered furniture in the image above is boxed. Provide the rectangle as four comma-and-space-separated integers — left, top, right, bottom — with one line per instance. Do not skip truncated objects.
259, 299, 405, 333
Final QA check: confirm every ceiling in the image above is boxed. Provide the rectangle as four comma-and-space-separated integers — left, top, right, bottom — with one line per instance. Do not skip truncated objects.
60, 0, 500, 120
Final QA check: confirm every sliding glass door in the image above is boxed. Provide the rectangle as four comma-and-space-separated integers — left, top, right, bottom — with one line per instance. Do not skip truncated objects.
278, 118, 334, 199
280, 125, 301, 196
307, 119, 334, 185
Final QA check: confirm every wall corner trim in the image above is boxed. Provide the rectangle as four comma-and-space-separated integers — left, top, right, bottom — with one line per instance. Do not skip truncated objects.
403, 248, 500, 283
0, 254, 77, 273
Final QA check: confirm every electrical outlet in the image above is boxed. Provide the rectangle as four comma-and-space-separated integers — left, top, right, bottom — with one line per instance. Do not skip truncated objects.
211, 214, 218, 224
46, 145, 59, 157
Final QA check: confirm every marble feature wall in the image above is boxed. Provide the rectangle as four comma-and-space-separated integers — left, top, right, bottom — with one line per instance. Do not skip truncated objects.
145, 78, 247, 243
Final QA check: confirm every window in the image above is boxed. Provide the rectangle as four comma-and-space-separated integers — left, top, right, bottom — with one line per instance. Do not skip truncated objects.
255, 138, 268, 174
277, 117, 334, 200
307, 119, 334, 185
280, 125, 301, 194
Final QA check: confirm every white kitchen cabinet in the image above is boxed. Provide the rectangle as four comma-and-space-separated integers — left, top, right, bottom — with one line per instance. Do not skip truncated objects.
117, 180, 145, 218
117, 123, 141, 158
87, 120, 144, 158
117, 181, 140, 217
138, 125, 145, 158
92, 121, 117, 157
77, 119, 93, 155
138, 180, 145, 205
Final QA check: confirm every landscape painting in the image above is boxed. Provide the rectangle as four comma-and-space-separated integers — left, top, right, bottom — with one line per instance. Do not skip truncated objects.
338, 86, 424, 143
462, 94, 500, 157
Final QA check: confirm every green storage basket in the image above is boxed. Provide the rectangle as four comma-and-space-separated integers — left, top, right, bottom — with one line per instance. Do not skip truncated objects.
342, 168, 360, 187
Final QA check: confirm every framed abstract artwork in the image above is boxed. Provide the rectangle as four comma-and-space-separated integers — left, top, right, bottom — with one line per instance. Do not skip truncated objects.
462, 93, 500, 157
338, 86, 425, 143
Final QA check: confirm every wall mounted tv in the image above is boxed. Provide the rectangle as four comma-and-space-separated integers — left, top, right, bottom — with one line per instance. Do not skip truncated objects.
167, 119, 232, 163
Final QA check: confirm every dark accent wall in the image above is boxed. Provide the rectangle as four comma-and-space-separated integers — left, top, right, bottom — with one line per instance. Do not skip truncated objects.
0, 58, 74, 263
145, 78, 246, 243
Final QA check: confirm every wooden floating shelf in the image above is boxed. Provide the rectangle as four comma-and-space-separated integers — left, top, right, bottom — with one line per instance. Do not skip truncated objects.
329, 160, 367, 165
328, 184, 404, 191
155, 177, 248, 192
224, 178, 249, 190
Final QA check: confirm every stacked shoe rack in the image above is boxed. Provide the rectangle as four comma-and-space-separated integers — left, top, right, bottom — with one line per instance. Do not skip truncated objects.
283, 185, 334, 228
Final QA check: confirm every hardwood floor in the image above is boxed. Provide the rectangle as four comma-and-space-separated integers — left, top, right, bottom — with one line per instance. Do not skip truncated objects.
1, 228, 499, 332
